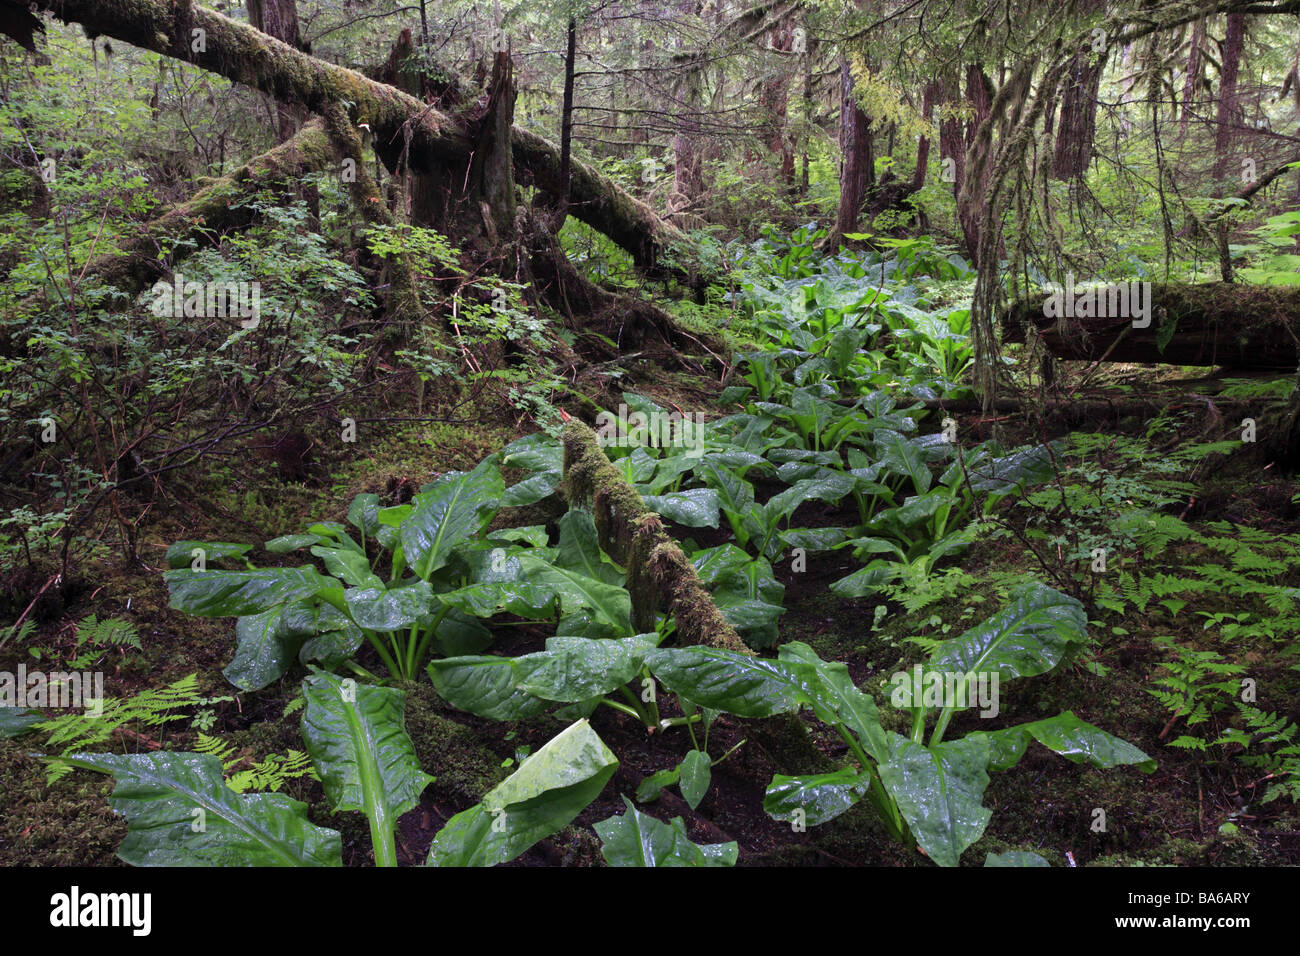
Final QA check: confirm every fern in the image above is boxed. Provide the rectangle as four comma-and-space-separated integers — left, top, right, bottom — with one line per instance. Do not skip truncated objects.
37, 674, 203, 782
1147, 639, 1244, 729
75, 615, 141, 651
195, 732, 318, 793
1216, 706, 1300, 804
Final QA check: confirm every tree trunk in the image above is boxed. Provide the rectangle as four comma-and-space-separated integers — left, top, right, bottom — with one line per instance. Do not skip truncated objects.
1213, 12, 1246, 281
1002, 283, 1300, 369
1052, 0, 1107, 180
554, 17, 577, 230
760, 20, 795, 189
1213, 13, 1246, 188
955, 64, 994, 260
911, 80, 940, 193
248, 0, 304, 143
1180, 16, 1205, 135
830, 57, 872, 245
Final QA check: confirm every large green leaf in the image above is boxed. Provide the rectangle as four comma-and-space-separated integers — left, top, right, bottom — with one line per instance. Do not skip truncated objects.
427, 719, 618, 866
427, 656, 549, 720
764, 473, 857, 519
347, 493, 381, 538
225, 601, 365, 691
641, 489, 721, 528
344, 581, 436, 632
164, 541, 252, 569
595, 796, 737, 867
311, 545, 383, 589
225, 607, 302, 691
876, 430, 932, 493
300, 671, 434, 867
644, 646, 806, 718
401, 458, 504, 580
777, 642, 889, 763
515, 634, 659, 703
555, 510, 624, 585
764, 768, 872, 826
164, 566, 337, 617
925, 583, 1086, 686
62, 752, 341, 867
517, 555, 632, 634
877, 734, 993, 868
0, 708, 43, 738
438, 579, 560, 621
980, 712, 1157, 773
700, 461, 756, 518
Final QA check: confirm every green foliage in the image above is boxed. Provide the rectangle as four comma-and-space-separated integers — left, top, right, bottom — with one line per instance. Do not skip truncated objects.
38, 675, 206, 782
646, 584, 1152, 866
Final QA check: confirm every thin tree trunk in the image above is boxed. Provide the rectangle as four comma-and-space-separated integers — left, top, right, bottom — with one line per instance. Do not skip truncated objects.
912, 79, 940, 193
554, 17, 577, 230
248, 0, 303, 143
1213, 12, 1246, 281
1180, 16, 1205, 135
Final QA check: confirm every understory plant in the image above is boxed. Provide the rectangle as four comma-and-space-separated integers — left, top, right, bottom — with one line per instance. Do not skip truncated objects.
639, 582, 1155, 866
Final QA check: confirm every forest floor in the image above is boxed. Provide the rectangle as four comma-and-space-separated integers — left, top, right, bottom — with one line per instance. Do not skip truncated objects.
2, 353, 1299, 867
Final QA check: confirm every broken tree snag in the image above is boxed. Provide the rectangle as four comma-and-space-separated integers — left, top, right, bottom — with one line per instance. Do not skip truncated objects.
82, 118, 336, 297
4, 0, 683, 275
559, 419, 833, 775
1002, 283, 1300, 369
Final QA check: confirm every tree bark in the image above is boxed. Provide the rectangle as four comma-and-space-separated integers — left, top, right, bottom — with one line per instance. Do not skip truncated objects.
830, 57, 873, 246
911, 79, 940, 193
955, 64, 995, 260
760, 20, 795, 189
554, 17, 577, 230
1180, 16, 1206, 135
1051, 0, 1107, 180
247, 0, 304, 142
1002, 283, 1300, 369
1213, 12, 1247, 281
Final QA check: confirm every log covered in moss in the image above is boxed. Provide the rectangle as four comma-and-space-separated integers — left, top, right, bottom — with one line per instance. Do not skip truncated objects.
560, 420, 836, 776
86, 118, 336, 296
1002, 282, 1300, 369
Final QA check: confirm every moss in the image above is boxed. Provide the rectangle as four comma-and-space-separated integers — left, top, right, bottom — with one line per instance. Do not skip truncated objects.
0, 742, 125, 866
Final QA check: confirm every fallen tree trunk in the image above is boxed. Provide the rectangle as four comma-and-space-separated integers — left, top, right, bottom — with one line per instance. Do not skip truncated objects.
561, 420, 835, 775
6, 0, 685, 273
1002, 283, 1300, 369
84, 118, 335, 296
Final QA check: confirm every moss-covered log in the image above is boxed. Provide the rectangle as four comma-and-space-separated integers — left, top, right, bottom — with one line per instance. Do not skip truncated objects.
6, 0, 684, 273
560, 419, 836, 776
84, 117, 336, 296
1002, 282, 1300, 369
